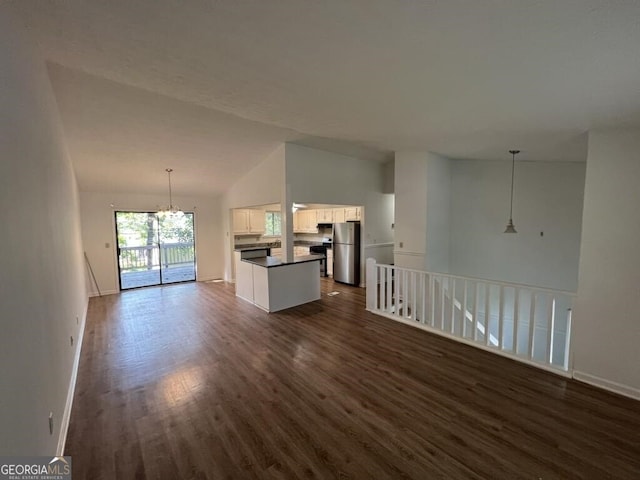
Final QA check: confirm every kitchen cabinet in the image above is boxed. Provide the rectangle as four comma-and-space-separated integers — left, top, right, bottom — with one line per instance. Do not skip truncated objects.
233, 209, 266, 234
327, 248, 333, 277
317, 209, 333, 223
333, 208, 346, 223
344, 206, 361, 221
294, 210, 318, 233
249, 210, 266, 234
236, 256, 321, 312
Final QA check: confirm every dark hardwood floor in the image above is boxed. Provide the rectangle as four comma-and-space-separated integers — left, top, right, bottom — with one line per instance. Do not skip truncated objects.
66, 279, 640, 479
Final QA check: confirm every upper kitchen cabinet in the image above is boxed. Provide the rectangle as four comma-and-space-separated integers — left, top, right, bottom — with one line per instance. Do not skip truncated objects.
344, 206, 361, 221
333, 208, 346, 223
233, 209, 266, 235
316, 209, 334, 223
294, 210, 318, 233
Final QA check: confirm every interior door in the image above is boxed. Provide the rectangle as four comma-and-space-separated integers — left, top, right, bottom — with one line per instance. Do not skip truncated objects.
115, 211, 196, 290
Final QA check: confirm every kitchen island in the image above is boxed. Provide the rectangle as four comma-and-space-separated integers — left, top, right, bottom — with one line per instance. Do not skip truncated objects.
235, 254, 324, 312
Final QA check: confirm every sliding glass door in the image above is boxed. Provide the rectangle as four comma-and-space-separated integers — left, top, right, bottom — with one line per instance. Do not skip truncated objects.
115, 211, 196, 290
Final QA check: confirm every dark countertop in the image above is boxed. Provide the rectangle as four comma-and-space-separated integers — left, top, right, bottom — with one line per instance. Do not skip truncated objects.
234, 241, 331, 251
234, 245, 273, 252
242, 254, 325, 268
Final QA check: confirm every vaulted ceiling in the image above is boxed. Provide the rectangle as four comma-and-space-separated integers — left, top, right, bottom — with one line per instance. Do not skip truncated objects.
12, 1, 640, 196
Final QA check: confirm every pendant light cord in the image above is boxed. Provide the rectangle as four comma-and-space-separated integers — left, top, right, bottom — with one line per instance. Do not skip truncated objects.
166, 168, 174, 209
507, 149, 520, 220
508, 152, 515, 220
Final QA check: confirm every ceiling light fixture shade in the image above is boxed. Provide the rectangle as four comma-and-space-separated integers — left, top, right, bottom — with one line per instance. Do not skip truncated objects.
504, 149, 520, 234
158, 168, 183, 216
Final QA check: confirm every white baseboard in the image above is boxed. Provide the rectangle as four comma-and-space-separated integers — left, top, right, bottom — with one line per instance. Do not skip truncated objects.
89, 289, 117, 297
573, 371, 640, 401
56, 296, 89, 456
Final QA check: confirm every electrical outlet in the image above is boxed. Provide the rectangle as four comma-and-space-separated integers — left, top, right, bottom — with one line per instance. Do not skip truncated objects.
70, 336, 74, 346
399, 241, 404, 248
49, 412, 53, 435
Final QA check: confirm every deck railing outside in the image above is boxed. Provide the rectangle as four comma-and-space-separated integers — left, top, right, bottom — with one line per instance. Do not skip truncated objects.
366, 258, 575, 374
119, 242, 195, 271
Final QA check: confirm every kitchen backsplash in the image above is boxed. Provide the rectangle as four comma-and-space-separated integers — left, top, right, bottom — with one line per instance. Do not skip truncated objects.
233, 231, 332, 248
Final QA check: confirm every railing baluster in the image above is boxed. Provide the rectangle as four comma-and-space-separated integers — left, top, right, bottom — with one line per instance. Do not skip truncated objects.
450, 279, 456, 334
402, 270, 408, 318
528, 293, 537, 360
485, 283, 491, 346
420, 273, 426, 324
498, 285, 505, 350
376, 266, 382, 310
386, 267, 392, 314
380, 267, 387, 312
411, 271, 417, 321
564, 308, 572, 370
462, 280, 468, 338
440, 276, 446, 330
547, 296, 556, 365
429, 275, 435, 327
473, 283, 479, 342
513, 288, 520, 354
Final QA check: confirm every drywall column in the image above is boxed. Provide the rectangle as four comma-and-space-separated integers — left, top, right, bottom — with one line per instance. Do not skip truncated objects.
0, 6, 87, 455
394, 152, 451, 272
394, 152, 428, 269
282, 183, 294, 262
222, 144, 286, 281
572, 129, 640, 399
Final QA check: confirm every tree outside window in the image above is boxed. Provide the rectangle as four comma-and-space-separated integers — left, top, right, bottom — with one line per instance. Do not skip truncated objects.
265, 211, 281, 236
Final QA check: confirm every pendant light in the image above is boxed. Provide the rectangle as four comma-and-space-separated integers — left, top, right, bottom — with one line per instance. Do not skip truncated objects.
158, 168, 183, 216
504, 150, 520, 234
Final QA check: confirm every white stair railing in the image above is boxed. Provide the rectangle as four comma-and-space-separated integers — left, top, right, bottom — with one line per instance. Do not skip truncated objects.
366, 258, 575, 374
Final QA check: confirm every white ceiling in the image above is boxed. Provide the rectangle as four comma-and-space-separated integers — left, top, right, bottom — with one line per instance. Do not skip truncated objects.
12, 0, 640, 196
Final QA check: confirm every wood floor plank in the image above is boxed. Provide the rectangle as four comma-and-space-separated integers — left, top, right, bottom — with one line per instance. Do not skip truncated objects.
65, 280, 640, 479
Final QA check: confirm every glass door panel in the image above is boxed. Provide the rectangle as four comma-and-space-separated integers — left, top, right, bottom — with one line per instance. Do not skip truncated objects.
158, 212, 196, 285
115, 212, 161, 289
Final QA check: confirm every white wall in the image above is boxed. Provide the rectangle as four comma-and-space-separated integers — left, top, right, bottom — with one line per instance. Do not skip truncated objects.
394, 152, 451, 272
394, 152, 428, 269
572, 129, 640, 398
449, 160, 585, 291
0, 6, 87, 455
426, 154, 451, 273
224, 144, 285, 209
80, 192, 224, 295
222, 145, 285, 280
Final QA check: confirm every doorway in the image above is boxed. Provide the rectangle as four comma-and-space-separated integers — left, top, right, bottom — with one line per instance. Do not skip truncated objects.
115, 211, 196, 290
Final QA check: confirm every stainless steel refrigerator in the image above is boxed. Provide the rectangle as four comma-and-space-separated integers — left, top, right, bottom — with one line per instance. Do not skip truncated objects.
333, 222, 360, 285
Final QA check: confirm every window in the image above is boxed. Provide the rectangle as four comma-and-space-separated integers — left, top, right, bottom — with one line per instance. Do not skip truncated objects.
264, 211, 281, 236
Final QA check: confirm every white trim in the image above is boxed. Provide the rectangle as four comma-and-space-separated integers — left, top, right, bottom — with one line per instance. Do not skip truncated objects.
88, 289, 117, 297
393, 250, 424, 257
573, 371, 640, 401
368, 308, 572, 378
363, 242, 394, 249
57, 296, 89, 456
196, 274, 221, 283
